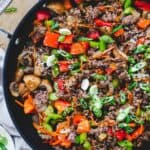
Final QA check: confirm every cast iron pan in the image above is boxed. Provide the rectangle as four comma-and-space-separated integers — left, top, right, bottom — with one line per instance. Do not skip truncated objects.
2, 0, 150, 149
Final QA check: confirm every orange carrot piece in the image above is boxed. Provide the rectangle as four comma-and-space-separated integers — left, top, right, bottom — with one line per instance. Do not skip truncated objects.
114, 29, 124, 37
137, 18, 150, 29
54, 100, 71, 114
24, 95, 35, 114
15, 100, 24, 108
126, 125, 144, 141
64, 0, 72, 10
136, 37, 145, 45
43, 31, 60, 48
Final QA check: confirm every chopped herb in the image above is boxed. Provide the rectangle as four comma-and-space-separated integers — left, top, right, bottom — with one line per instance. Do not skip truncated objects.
78, 37, 93, 42
4, 7, 17, 13
91, 73, 107, 81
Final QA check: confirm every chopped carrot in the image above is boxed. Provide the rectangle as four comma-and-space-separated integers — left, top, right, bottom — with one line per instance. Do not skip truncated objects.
114, 29, 124, 37
127, 91, 133, 104
105, 63, 117, 75
77, 120, 90, 133
33, 122, 57, 137
70, 42, 88, 55
54, 100, 71, 114
126, 125, 144, 141
15, 100, 24, 108
137, 18, 150, 29
62, 35, 73, 44
58, 61, 71, 73
64, 0, 72, 10
98, 5, 106, 11
73, 115, 86, 125
128, 123, 136, 128
60, 139, 72, 148
136, 37, 145, 45
43, 31, 60, 48
24, 95, 35, 114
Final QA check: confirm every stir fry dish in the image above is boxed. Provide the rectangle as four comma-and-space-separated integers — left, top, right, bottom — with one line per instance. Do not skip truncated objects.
9, 0, 150, 149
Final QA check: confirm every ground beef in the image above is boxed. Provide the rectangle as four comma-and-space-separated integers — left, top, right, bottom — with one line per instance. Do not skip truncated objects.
33, 90, 48, 112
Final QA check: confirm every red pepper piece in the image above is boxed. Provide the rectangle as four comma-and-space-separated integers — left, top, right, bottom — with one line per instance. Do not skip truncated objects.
95, 18, 112, 27
58, 61, 70, 72
36, 10, 50, 21
57, 79, 65, 91
135, 0, 150, 11
87, 31, 100, 40
115, 130, 127, 141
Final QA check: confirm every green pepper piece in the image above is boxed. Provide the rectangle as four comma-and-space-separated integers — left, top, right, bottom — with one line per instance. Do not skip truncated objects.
124, 0, 132, 9
118, 140, 133, 150
91, 73, 107, 81
83, 141, 91, 150
128, 82, 137, 91
43, 123, 53, 132
51, 22, 59, 30
48, 92, 58, 101
44, 105, 54, 116
79, 55, 88, 63
80, 133, 87, 144
44, 20, 54, 27
62, 107, 74, 117
78, 37, 93, 42
45, 113, 62, 123
128, 56, 136, 64
99, 39, 106, 51
4, 7, 17, 13
101, 96, 115, 105
134, 45, 147, 54
112, 25, 123, 33
90, 41, 99, 48
52, 65, 59, 77
57, 50, 72, 60
124, 7, 135, 15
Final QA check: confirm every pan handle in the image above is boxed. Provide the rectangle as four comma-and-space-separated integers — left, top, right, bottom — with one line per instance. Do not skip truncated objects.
0, 28, 12, 39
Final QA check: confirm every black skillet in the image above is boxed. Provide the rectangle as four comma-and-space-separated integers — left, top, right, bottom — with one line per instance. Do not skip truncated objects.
1, 0, 150, 149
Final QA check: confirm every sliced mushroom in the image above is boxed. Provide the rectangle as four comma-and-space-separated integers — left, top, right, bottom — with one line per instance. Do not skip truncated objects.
47, 1, 65, 14
18, 83, 29, 96
40, 79, 53, 93
34, 59, 43, 76
9, 82, 19, 97
23, 75, 41, 91
15, 68, 24, 82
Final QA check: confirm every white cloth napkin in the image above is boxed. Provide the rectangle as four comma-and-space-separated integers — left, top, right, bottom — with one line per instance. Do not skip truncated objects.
0, 48, 31, 150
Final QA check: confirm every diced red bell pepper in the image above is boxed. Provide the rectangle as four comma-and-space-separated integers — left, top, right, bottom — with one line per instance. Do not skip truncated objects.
58, 61, 71, 72
62, 35, 74, 44
73, 115, 86, 125
74, 0, 83, 4
70, 42, 88, 55
135, 0, 150, 11
57, 79, 65, 91
115, 130, 127, 141
95, 18, 112, 27
43, 31, 60, 48
105, 63, 117, 75
59, 43, 72, 51
87, 31, 100, 40
108, 127, 114, 136
54, 100, 71, 113
36, 10, 50, 21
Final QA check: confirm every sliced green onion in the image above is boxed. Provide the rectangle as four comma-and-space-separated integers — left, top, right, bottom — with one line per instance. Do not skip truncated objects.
112, 25, 123, 33
79, 55, 88, 62
119, 91, 126, 104
129, 61, 147, 73
91, 73, 107, 81
89, 85, 98, 96
52, 65, 59, 77
59, 28, 71, 35
128, 82, 137, 91
134, 45, 147, 54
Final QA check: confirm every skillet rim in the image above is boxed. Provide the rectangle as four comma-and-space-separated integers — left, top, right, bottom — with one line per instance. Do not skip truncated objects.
2, 0, 49, 149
